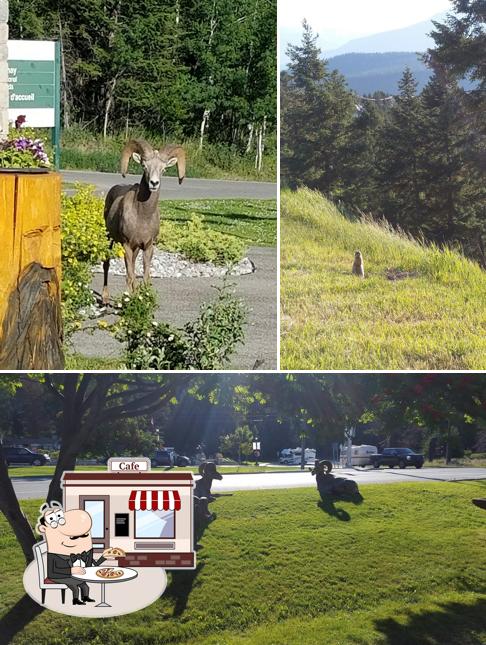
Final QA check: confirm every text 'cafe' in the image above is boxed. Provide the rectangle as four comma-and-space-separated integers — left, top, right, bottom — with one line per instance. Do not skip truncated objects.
61, 458, 196, 568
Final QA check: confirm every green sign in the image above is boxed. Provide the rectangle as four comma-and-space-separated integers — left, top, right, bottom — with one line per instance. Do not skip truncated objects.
8, 60, 56, 109
7, 40, 61, 169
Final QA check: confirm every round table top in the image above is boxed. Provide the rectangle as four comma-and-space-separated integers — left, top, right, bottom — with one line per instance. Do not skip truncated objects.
71, 566, 138, 584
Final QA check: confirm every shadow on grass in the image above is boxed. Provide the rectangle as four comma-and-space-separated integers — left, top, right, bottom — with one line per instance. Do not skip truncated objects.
0, 593, 44, 643
317, 493, 364, 522
374, 597, 486, 645
165, 562, 205, 618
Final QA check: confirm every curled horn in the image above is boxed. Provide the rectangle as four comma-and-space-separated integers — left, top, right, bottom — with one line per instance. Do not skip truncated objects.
120, 139, 153, 177
160, 144, 186, 185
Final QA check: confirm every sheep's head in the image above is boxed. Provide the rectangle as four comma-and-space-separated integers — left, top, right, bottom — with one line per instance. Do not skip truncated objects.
121, 139, 186, 192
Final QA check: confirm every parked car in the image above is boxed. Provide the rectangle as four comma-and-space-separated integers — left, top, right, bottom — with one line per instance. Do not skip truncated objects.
369, 448, 424, 469
3, 446, 50, 466
151, 450, 190, 468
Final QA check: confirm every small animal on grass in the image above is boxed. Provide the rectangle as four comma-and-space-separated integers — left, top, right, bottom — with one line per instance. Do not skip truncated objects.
352, 250, 365, 278
102, 138, 185, 304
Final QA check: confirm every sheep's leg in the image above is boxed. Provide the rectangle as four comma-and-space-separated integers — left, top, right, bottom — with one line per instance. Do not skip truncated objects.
143, 243, 154, 284
102, 240, 113, 305
124, 245, 137, 292
102, 258, 110, 304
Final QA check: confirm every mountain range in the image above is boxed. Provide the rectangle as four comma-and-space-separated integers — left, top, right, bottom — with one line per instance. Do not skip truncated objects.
327, 52, 430, 95
323, 13, 447, 57
281, 12, 471, 95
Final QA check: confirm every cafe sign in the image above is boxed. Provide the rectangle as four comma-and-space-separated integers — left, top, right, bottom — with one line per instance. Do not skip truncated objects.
108, 457, 152, 472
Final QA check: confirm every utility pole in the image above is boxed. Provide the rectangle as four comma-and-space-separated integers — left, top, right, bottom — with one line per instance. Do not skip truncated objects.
0, 0, 8, 138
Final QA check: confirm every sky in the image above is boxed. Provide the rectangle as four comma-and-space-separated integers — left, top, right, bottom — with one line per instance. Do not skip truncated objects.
279, 0, 452, 41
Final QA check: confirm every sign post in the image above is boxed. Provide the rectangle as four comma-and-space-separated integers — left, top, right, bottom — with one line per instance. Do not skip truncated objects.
7, 39, 61, 168
0, 0, 8, 138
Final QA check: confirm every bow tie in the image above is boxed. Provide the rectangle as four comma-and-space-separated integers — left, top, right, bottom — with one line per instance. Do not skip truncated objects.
70, 551, 89, 565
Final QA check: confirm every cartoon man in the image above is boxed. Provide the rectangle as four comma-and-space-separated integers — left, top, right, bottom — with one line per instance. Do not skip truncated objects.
37, 502, 117, 605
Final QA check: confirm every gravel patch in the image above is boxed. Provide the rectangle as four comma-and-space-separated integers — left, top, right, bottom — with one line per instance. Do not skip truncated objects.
93, 248, 255, 278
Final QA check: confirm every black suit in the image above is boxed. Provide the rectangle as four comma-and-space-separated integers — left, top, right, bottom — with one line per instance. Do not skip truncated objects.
47, 549, 106, 600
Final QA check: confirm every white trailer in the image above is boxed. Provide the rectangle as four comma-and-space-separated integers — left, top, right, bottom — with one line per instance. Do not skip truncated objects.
339, 444, 378, 467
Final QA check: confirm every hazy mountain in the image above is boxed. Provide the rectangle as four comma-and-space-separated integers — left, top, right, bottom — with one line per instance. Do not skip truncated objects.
324, 13, 448, 57
328, 52, 430, 95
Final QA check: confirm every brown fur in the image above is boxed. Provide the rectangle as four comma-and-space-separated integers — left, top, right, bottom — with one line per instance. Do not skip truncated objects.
352, 250, 365, 278
102, 139, 185, 304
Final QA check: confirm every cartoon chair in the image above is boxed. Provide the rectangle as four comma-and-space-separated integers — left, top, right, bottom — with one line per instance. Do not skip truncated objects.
33, 541, 67, 605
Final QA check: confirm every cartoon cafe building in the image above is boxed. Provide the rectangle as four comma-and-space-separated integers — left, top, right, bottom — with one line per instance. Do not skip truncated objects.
61, 457, 195, 569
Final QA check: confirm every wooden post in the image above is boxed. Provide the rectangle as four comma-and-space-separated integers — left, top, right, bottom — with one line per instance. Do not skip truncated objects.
0, 171, 63, 369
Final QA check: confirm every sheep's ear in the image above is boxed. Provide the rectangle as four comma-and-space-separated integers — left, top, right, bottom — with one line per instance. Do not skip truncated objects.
165, 156, 178, 168
132, 152, 142, 164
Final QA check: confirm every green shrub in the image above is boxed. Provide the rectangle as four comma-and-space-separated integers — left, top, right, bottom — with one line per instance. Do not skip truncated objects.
113, 282, 246, 370
159, 215, 246, 265
61, 184, 122, 337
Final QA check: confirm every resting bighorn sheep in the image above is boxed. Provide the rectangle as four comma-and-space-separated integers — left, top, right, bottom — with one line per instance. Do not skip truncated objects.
102, 139, 186, 304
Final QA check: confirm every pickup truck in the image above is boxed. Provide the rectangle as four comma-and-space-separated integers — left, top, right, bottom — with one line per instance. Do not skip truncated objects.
369, 448, 424, 469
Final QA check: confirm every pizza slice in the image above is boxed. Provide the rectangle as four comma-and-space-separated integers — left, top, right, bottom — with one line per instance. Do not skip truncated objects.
102, 546, 126, 559
96, 568, 124, 579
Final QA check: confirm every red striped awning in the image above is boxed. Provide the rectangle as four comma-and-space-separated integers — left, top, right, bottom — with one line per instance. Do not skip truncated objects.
129, 490, 181, 511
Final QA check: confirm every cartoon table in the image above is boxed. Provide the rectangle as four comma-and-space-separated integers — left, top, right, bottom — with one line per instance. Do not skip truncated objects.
71, 566, 138, 608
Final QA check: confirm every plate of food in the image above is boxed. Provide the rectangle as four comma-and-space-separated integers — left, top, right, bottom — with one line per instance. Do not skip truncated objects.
96, 568, 124, 579
102, 546, 126, 558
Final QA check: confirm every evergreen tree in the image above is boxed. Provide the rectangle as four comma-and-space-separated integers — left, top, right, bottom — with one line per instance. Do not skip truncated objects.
377, 68, 426, 232
429, 1, 486, 99
341, 98, 385, 213
281, 20, 355, 197
418, 65, 483, 248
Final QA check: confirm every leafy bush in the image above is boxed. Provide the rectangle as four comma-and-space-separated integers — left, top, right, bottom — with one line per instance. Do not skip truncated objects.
0, 127, 52, 168
113, 283, 246, 370
61, 184, 122, 337
159, 215, 246, 265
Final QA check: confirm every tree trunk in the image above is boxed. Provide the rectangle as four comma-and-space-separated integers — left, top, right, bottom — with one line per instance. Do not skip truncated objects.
0, 445, 36, 563
246, 123, 254, 154
199, 108, 210, 151
103, 77, 117, 140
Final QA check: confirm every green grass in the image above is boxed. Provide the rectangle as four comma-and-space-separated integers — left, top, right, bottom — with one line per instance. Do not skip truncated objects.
1, 482, 485, 644
64, 354, 125, 370
281, 188, 486, 370
7, 464, 300, 478
60, 129, 277, 182
162, 199, 277, 247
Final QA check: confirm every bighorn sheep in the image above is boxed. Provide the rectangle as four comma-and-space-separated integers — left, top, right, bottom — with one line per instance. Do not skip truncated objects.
102, 139, 186, 304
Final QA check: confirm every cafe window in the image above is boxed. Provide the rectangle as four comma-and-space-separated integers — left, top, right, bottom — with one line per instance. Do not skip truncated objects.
135, 509, 175, 539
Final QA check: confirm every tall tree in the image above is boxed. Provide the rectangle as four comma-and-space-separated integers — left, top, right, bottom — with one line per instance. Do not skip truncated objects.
281, 21, 355, 197
377, 68, 426, 232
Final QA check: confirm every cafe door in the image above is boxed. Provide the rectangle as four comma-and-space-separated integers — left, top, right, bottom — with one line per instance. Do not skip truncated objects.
79, 495, 110, 552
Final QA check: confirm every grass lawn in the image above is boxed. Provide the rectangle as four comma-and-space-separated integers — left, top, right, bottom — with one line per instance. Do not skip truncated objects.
1, 482, 485, 644
281, 188, 486, 370
161, 199, 277, 247
8, 464, 300, 478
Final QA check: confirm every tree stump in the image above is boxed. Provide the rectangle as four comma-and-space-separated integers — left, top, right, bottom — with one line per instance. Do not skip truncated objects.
0, 171, 63, 369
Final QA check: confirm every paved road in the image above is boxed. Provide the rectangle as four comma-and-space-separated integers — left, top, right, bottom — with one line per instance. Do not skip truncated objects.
71, 246, 277, 369
11, 467, 486, 500
61, 170, 277, 200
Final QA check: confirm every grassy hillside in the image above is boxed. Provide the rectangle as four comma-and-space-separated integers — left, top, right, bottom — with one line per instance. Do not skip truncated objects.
1, 483, 485, 644
281, 188, 486, 370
